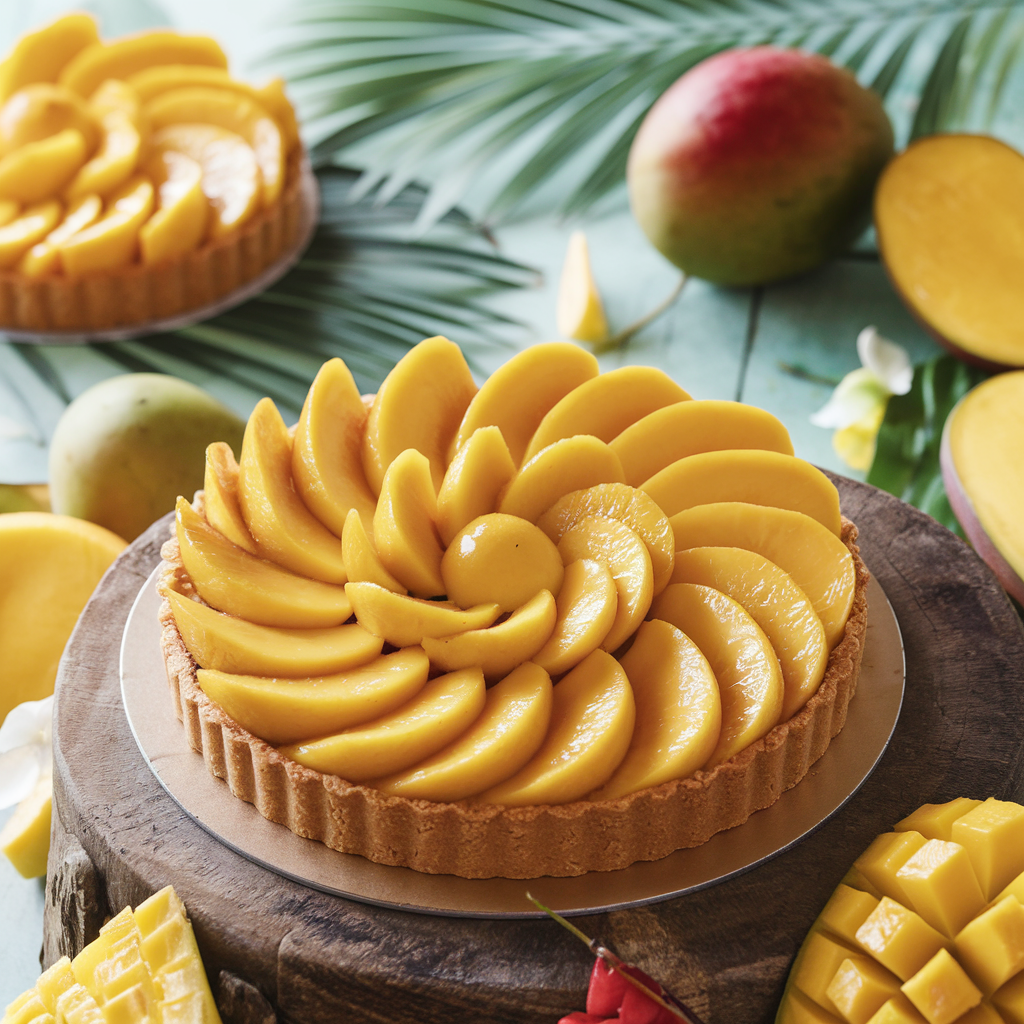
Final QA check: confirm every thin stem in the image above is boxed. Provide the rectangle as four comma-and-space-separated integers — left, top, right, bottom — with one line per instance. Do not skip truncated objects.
594, 273, 687, 352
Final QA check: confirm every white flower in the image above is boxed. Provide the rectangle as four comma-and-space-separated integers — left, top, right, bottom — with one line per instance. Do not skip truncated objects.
0, 696, 53, 810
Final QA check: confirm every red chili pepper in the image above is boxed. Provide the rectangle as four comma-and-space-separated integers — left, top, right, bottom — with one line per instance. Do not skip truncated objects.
557, 958, 683, 1024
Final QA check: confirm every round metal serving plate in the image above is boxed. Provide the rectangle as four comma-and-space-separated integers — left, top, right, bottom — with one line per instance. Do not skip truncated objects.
121, 566, 904, 919
4, 158, 319, 345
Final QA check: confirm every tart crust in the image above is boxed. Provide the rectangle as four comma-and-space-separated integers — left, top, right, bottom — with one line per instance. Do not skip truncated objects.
0, 150, 305, 333
157, 515, 869, 880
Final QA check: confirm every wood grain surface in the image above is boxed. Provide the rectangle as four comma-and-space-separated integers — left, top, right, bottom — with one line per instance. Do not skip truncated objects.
46, 476, 1024, 1024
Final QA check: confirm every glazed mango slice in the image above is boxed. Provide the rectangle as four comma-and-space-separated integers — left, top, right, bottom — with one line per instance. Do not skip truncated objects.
59, 174, 154, 274
0, 127, 86, 203
0, 200, 61, 268
18, 193, 100, 277
437, 425, 516, 546
64, 108, 140, 201
0, 83, 100, 156
0, 13, 100, 104
202, 441, 257, 554
342, 508, 405, 593
138, 150, 207, 265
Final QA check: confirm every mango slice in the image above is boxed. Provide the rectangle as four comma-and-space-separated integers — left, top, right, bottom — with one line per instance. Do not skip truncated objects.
532, 558, 617, 677
522, 366, 690, 463
0, 774, 52, 879
202, 441, 257, 554
281, 667, 486, 781
452, 341, 599, 466
558, 515, 653, 653
0, 127, 86, 203
166, 588, 382, 678
175, 497, 351, 628
18, 192, 100, 277
88, 79, 143, 129
292, 358, 377, 539
642, 449, 842, 536
556, 229, 609, 343
590, 619, 720, 801
441, 513, 564, 614
651, 582, 783, 767
372, 662, 553, 801
237, 398, 347, 584
0, 83, 100, 156
64, 109, 140, 201
0, 200, 61, 268
138, 150, 206, 265
421, 589, 557, 680
477, 649, 634, 806
671, 546, 828, 720
0, 13, 100, 104
363, 335, 478, 494
611, 399, 793, 487
670, 501, 856, 649
437, 425, 516, 546
342, 508, 405, 592
345, 581, 499, 647
498, 434, 626, 523
537, 482, 675, 596
59, 174, 154, 274
198, 647, 429, 746
59, 31, 228, 98
0, 200, 17, 226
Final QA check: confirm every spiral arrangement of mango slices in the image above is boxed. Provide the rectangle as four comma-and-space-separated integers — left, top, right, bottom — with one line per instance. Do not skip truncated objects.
0, 13, 298, 276
166, 336, 857, 807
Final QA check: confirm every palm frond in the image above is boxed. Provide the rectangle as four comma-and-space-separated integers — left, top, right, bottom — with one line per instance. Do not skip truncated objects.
268, 0, 1024, 225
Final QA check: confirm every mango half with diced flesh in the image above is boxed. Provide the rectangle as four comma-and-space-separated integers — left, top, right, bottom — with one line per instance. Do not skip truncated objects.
169, 337, 856, 807
0, 12, 300, 275
777, 798, 1024, 1024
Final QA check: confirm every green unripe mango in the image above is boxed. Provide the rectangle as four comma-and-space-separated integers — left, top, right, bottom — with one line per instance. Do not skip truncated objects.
49, 373, 246, 541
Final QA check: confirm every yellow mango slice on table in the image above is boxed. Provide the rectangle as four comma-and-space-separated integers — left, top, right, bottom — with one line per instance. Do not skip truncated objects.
202, 441, 257, 554
0, 83, 100, 156
651, 582, 783, 767
373, 662, 553, 801
441, 513, 564, 613
342, 508, 406, 593
152, 123, 260, 239
670, 501, 856, 649
950, 797, 1024, 900
896, 798, 983, 843
175, 497, 351, 628
0, 13, 99, 104
146, 86, 284, 208
896, 840, 986, 938
557, 229, 609, 343
828, 956, 902, 1024
292, 357, 377, 539
363, 335, 478, 494
422, 589, 556, 680
671, 546, 828, 720
478, 649, 635, 806
558, 514, 653, 653
522, 366, 691, 463
855, 897, 947, 983
281, 667, 486, 781
165, 587, 383, 678
58, 31, 228, 97
345, 581, 499, 647
642, 449, 842, 536
237, 398, 347, 584
611, 398, 794, 487
139, 150, 208, 266
532, 558, 617, 676
198, 647, 429, 746
0, 127, 86, 203
452, 341, 598, 466
18, 193, 100, 277
0, 775, 52, 879
0, 200, 61, 268
538, 481, 675, 596
953, 896, 1024, 995
902, 948, 981, 1024
498, 434, 625, 523
373, 448, 445, 597
59, 174, 154, 275
63, 109, 140, 201
590, 619, 720, 801
0, 512, 125, 722
437, 425, 516, 545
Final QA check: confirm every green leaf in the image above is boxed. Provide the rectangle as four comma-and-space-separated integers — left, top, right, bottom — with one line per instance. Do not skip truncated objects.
867, 355, 990, 537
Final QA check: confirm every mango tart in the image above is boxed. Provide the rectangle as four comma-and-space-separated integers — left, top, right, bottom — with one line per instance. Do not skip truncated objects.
156, 337, 869, 879
0, 13, 306, 333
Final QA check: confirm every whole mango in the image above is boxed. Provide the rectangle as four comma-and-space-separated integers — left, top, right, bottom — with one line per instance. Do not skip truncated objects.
49, 373, 245, 541
627, 47, 894, 286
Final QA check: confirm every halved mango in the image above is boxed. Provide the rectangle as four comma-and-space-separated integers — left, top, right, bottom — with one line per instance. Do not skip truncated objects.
18, 193, 100, 277
363, 335, 477, 494
281, 667, 486, 781
198, 647, 429, 746
0, 127, 86, 203
590, 619, 720, 801
452, 342, 598, 466
650, 582, 783, 767
64, 109, 140, 201
0, 200, 61, 269
59, 174, 154, 274
498, 434, 625, 523
522, 366, 690, 463
610, 399, 793, 487
175, 497, 351, 628
0, 83, 100, 156
345, 581, 499, 647
477, 649, 634, 806
166, 587, 382, 678
642, 449, 842, 536
202, 441, 257, 554
237, 398, 347, 584
372, 662, 553, 801
138, 150, 207, 265
0, 13, 100, 104
342, 508, 405, 593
